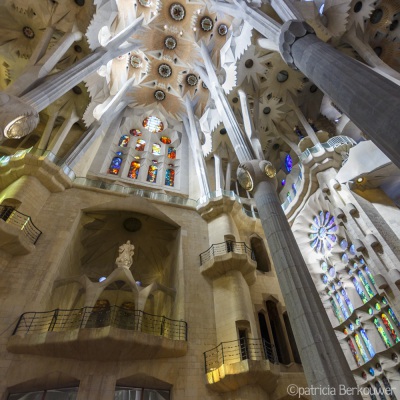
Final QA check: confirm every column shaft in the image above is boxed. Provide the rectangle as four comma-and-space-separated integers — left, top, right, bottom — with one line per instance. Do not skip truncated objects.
253, 178, 361, 399
291, 34, 400, 169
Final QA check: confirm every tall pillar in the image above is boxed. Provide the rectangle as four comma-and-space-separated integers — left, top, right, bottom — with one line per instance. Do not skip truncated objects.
214, 153, 222, 192
279, 20, 400, 169
236, 160, 361, 399
225, 161, 232, 191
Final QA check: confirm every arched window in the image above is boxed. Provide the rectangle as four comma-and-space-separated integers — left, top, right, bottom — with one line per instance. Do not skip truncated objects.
118, 135, 130, 147
250, 236, 271, 272
167, 147, 176, 159
258, 312, 274, 362
127, 161, 140, 179
266, 301, 290, 364
108, 153, 123, 175
165, 169, 175, 186
147, 164, 158, 183
283, 312, 301, 364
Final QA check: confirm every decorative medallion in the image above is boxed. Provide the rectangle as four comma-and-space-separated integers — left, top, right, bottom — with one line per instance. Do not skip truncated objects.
309, 211, 337, 255
154, 90, 166, 101
170, 3, 185, 21
264, 162, 276, 178
237, 167, 253, 191
200, 17, 213, 31
22, 26, 35, 39
218, 24, 228, 36
138, 0, 152, 6
164, 36, 177, 50
158, 63, 172, 78
186, 74, 198, 86
130, 55, 142, 68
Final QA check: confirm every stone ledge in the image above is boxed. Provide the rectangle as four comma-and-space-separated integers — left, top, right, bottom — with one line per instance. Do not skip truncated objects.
0, 219, 35, 255
7, 326, 188, 361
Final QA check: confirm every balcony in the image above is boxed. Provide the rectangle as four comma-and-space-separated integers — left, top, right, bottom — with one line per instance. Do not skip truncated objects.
200, 241, 257, 284
204, 338, 280, 392
0, 205, 42, 254
8, 306, 187, 361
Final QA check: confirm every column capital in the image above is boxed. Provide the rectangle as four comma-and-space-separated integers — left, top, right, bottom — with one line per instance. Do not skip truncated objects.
279, 20, 315, 70
237, 160, 277, 192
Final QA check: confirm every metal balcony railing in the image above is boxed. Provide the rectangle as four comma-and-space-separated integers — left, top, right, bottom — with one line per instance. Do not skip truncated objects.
199, 241, 255, 265
204, 338, 279, 373
12, 306, 187, 341
0, 205, 42, 244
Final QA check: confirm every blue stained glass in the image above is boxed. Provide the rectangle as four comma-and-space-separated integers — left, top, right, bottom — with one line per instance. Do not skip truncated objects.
340, 239, 348, 250
360, 258, 365, 264
354, 332, 369, 363
342, 253, 349, 263
335, 293, 349, 320
165, 169, 175, 186
108, 156, 123, 175
341, 289, 354, 313
360, 328, 375, 358
349, 244, 356, 255
375, 381, 387, 400
322, 274, 328, 284
352, 277, 368, 304
382, 376, 396, 400
285, 154, 293, 173
321, 262, 328, 272
281, 179, 286, 186
369, 367, 374, 376
388, 308, 400, 328
364, 266, 376, 285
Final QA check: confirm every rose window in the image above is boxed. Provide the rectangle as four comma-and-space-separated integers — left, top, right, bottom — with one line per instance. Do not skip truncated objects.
154, 90, 166, 101
186, 74, 198, 86
170, 3, 185, 21
309, 211, 337, 255
200, 17, 213, 31
158, 63, 172, 78
164, 36, 177, 50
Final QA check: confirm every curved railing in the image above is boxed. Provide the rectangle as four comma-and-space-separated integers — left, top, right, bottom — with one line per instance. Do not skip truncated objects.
12, 306, 187, 341
0, 205, 42, 244
199, 240, 255, 265
204, 338, 279, 373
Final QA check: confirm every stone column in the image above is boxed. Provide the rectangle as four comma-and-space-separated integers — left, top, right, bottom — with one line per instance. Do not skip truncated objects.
225, 161, 232, 191
278, 20, 400, 169
236, 160, 361, 399
214, 153, 222, 192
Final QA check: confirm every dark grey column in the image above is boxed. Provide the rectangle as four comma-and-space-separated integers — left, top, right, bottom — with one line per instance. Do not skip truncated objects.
280, 21, 400, 169
238, 160, 361, 399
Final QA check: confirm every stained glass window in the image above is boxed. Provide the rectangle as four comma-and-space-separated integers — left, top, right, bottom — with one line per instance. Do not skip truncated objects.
168, 147, 176, 159
352, 277, 368, 304
368, 385, 377, 400
160, 136, 171, 144
358, 271, 375, 298
331, 299, 343, 323
152, 143, 161, 155
143, 116, 164, 133
360, 328, 375, 357
135, 139, 146, 151
335, 292, 349, 320
354, 332, 369, 362
130, 128, 142, 136
382, 376, 397, 400
284, 154, 292, 173
347, 338, 361, 367
388, 308, 400, 327
165, 169, 175, 186
127, 161, 140, 179
118, 135, 130, 147
108, 153, 123, 175
374, 318, 392, 348
364, 266, 376, 285
382, 313, 400, 343
147, 164, 158, 183
341, 289, 354, 314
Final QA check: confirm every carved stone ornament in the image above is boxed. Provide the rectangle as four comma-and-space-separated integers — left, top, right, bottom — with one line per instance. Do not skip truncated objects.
116, 240, 135, 269
154, 90, 166, 101
158, 63, 172, 78
186, 74, 198, 86
279, 20, 315, 70
170, 3, 185, 21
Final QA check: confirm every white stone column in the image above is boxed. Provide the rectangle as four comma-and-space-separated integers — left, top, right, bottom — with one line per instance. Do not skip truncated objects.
214, 153, 222, 192
225, 161, 232, 191
37, 111, 59, 150
47, 106, 79, 156
183, 97, 210, 198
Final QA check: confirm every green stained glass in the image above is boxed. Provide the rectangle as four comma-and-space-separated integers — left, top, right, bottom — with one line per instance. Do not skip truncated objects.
352, 277, 368, 304
358, 271, 374, 298
382, 313, 400, 343
354, 332, 369, 363
364, 266, 376, 285
374, 318, 392, 348
388, 308, 400, 327
331, 299, 343, 323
